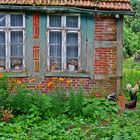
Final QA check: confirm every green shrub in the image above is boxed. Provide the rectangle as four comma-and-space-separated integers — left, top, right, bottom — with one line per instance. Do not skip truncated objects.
82, 97, 119, 120
49, 88, 68, 116
67, 88, 84, 117
0, 74, 9, 92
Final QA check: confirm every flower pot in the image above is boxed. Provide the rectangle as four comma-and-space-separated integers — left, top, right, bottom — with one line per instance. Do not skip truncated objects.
68, 64, 75, 71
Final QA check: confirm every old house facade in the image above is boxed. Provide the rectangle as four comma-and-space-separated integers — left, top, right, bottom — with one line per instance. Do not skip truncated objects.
0, 0, 133, 95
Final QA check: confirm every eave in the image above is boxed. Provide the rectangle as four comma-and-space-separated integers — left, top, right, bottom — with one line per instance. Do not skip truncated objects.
0, 5, 134, 15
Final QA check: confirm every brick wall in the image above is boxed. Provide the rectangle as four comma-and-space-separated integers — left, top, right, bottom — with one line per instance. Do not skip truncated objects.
95, 15, 117, 41
9, 76, 116, 96
7, 15, 118, 96
93, 15, 117, 95
94, 48, 116, 75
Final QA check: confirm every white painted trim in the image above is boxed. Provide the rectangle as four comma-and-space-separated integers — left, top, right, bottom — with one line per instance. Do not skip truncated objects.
63, 30, 66, 71
7, 27, 10, 69
0, 13, 25, 71
78, 31, 81, 70
47, 14, 81, 72
47, 31, 50, 71
23, 30, 25, 69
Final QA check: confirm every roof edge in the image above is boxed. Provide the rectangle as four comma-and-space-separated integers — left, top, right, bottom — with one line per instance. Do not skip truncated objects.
0, 5, 134, 15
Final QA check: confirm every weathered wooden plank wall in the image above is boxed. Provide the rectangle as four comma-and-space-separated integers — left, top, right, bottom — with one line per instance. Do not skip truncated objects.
40, 13, 47, 77
81, 13, 94, 78
25, 13, 33, 76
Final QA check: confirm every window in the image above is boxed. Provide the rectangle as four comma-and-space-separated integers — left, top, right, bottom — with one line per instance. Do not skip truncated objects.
47, 15, 80, 72
0, 14, 25, 71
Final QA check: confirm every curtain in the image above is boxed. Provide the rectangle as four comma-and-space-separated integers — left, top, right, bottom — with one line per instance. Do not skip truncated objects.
66, 32, 78, 70
66, 16, 78, 28
0, 31, 5, 69
0, 31, 5, 57
66, 32, 78, 58
11, 31, 23, 57
10, 31, 23, 69
0, 15, 5, 26
49, 15, 61, 27
10, 14, 23, 26
49, 31, 62, 70
50, 31, 62, 57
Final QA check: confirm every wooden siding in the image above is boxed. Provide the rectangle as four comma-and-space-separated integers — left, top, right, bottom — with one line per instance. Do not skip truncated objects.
81, 13, 94, 78
33, 13, 40, 38
25, 13, 33, 76
33, 46, 40, 72
40, 13, 47, 76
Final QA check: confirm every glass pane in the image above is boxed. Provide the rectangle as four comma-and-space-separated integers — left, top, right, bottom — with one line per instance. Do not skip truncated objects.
50, 58, 61, 70
10, 14, 23, 26
11, 31, 23, 44
11, 44, 23, 57
0, 32, 5, 57
49, 31, 62, 57
67, 59, 78, 71
66, 16, 78, 28
49, 31, 62, 70
0, 15, 5, 26
11, 58, 23, 70
66, 33, 78, 71
0, 59, 5, 70
66, 33, 78, 58
49, 15, 61, 27
10, 31, 23, 70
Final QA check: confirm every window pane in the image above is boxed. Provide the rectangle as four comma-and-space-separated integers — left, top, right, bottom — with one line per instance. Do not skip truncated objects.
0, 32, 5, 70
49, 15, 61, 27
66, 16, 78, 28
66, 33, 78, 57
11, 58, 23, 70
0, 15, 5, 26
0, 32, 5, 57
10, 14, 23, 26
67, 59, 78, 71
0, 32, 5, 44
10, 31, 23, 70
66, 33, 78, 71
50, 58, 61, 70
0, 59, 5, 70
11, 31, 23, 44
49, 31, 62, 70
49, 31, 62, 57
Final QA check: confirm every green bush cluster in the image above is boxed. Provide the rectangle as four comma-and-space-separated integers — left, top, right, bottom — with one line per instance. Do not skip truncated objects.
124, 0, 140, 58
1, 75, 140, 139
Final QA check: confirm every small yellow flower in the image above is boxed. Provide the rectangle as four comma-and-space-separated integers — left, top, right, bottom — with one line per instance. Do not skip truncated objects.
59, 77, 65, 82
29, 78, 36, 83
66, 79, 72, 84
16, 80, 22, 84
0, 73, 3, 78
37, 84, 43, 89
51, 77, 58, 81
47, 81, 54, 87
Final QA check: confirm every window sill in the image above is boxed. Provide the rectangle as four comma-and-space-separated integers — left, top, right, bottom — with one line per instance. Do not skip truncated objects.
0, 71, 28, 78
45, 72, 91, 78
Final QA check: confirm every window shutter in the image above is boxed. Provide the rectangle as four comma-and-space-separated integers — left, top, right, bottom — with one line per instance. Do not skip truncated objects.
33, 46, 40, 72
33, 13, 40, 38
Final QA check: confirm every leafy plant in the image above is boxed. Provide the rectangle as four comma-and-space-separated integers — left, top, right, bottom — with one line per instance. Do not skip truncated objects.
49, 88, 68, 116
67, 88, 84, 117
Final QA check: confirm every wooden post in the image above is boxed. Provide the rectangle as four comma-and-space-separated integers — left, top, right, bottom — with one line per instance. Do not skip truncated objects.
116, 16, 123, 95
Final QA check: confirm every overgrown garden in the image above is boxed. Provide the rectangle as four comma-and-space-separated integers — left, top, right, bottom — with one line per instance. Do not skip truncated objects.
0, 0, 140, 139
0, 74, 140, 140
